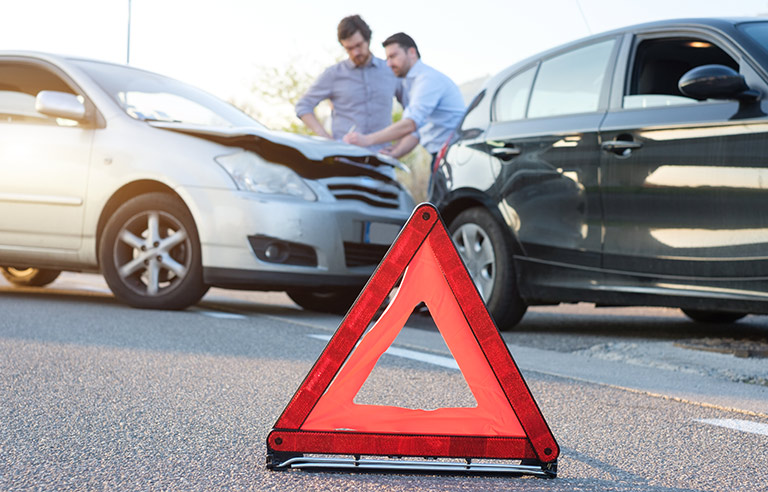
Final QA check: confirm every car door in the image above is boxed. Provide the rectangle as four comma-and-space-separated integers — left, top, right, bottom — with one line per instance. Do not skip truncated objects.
484, 37, 619, 268
0, 60, 94, 257
599, 30, 768, 280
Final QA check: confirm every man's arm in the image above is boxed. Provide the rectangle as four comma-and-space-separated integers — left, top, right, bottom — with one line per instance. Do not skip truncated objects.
300, 113, 332, 139
381, 133, 420, 159
295, 66, 334, 137
343, 117, 416, 148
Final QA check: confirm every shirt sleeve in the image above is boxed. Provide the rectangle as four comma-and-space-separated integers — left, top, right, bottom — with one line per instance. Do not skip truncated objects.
295, 66, 334, 117
401, 72, 442, 129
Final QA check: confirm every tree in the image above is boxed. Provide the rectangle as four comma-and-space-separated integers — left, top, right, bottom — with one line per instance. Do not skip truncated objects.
230, 60, 329, 134
391, 103, 432, 203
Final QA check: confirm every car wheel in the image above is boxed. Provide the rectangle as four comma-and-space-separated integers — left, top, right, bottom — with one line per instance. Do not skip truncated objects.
1, 267, 61, 287
100, 193, 209, 309
287, 287, 361, 315
449, 207, 527, 330
681, 309, 746, 323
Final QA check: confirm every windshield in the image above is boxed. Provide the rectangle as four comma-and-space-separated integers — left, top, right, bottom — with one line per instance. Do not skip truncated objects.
72, 59, 263, 128
738, 21, 768, 58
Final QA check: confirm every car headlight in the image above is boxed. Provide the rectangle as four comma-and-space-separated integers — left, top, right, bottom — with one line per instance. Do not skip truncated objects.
215, 151, 316, 201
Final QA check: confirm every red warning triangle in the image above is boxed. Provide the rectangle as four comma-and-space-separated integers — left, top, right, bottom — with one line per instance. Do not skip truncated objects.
267, 203, 558, 470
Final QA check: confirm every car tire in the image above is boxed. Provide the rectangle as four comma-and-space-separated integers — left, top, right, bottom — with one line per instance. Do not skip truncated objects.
1, 267, 61, 287
449, 207, 527, 330
287, 287, 361, 315
681, 309, 746, 324
100, 193, 209, 310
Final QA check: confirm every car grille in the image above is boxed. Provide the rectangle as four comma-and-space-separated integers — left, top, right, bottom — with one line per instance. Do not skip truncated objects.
343, 242, 390, 267
321, 177, 401, 209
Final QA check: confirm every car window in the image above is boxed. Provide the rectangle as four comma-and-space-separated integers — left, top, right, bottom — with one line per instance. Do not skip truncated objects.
624, 37, 738, 109
493, 66, 536, 122
739, 21, 768, 55
527, 39, 616, 119
74, 59, 263, 128
0, 63, 79, 126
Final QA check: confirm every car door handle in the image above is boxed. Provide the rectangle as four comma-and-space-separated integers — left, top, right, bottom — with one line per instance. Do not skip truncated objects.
490, 146, 521, 159
601, 140, 643, 155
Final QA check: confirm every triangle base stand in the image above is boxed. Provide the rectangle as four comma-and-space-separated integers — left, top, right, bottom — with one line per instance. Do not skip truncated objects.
267, 453, 557, 478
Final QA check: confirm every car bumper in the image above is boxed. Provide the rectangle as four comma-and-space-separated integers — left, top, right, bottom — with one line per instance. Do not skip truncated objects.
182, 188, 410, 290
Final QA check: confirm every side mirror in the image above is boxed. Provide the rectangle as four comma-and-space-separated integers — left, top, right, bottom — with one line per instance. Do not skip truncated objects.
678, 64, 758, 101
35, 90, 87, 121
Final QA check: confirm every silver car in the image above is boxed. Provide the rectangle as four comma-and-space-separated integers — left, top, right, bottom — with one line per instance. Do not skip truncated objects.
0, 51, 414, 312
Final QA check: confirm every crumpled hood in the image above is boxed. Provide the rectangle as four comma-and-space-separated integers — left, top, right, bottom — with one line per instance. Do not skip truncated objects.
148, 121, 408, 178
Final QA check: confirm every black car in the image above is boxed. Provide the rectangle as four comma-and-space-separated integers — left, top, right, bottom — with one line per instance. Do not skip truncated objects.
430, 18, 768, 330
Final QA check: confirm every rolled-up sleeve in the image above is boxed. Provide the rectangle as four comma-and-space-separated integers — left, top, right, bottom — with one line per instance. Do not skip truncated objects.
401, 75, 442, 129
295, 66, 334, 117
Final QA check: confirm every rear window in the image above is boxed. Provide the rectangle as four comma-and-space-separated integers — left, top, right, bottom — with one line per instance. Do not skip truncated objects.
494, 66, 536, 122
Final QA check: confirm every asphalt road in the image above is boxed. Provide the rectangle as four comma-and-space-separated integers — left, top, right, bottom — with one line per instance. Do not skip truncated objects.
1, 273, 767, 491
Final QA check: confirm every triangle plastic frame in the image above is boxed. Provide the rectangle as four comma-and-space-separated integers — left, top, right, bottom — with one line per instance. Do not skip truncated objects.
266, 203, 559, 477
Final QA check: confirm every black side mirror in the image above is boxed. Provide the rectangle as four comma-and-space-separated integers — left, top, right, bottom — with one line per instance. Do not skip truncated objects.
678, 64, 759, 101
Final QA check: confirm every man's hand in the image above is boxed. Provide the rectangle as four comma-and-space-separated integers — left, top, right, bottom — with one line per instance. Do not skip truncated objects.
343, 131, 370, 147
300, 113, 332, 139
378, 134, 420, 159
345, 118, 417, 151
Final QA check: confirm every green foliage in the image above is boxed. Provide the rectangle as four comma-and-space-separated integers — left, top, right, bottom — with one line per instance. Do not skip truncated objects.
249, 64, 316, 134
230, 60, 323, 134
396, 145, 431, 203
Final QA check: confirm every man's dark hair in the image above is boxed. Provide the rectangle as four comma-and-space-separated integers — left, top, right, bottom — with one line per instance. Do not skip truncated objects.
382, 32, 420, 58
337, 15, 371, 43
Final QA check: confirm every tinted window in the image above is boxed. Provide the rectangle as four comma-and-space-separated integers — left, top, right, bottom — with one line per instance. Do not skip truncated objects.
738, 21, 768, 55
461, 89, 487, 131
624, 37, 738, 109
528, 39, 615, 119
493, 66, 536, 122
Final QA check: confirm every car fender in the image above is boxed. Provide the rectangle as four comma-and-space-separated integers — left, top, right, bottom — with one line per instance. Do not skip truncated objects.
434, 187, 525, 258
80, 120, 237, 265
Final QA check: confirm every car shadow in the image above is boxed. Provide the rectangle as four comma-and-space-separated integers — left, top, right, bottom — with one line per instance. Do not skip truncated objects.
397, 303, 768, 354
2, 284, 766, 359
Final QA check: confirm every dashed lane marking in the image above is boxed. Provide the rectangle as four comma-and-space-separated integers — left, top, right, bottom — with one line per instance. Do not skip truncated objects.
695, 418, 768, 437
308, 334, 458, 370
198, 310, 248, 320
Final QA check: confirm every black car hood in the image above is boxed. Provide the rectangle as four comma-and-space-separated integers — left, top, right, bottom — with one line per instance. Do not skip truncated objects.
149, 121, 406, 183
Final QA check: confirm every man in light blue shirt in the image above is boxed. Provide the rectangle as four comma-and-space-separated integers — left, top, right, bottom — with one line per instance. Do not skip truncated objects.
295, 15, 398, 152
344, 32, 465, 161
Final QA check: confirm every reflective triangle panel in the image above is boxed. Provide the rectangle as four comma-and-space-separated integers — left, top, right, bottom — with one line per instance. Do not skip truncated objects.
268, 203, 559, 463
302, 241, 525, 436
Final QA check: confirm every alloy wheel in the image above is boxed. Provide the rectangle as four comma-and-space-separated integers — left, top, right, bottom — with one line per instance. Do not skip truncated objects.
452, 223, 495, 301
112, 209, 192, 297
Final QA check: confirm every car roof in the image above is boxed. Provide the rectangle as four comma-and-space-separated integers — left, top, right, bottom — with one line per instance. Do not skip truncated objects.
0, 50, 97, 62
0, 50, 148, 72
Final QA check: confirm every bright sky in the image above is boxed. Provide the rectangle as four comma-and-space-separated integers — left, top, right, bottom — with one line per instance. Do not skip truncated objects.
2, 0, 767, 125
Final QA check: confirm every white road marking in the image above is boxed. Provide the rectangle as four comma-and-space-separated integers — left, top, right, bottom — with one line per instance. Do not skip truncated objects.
308, 334, 459, 370
72, 285, 112, 294
696, 418, 768, 437
198, 310, 247, 320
